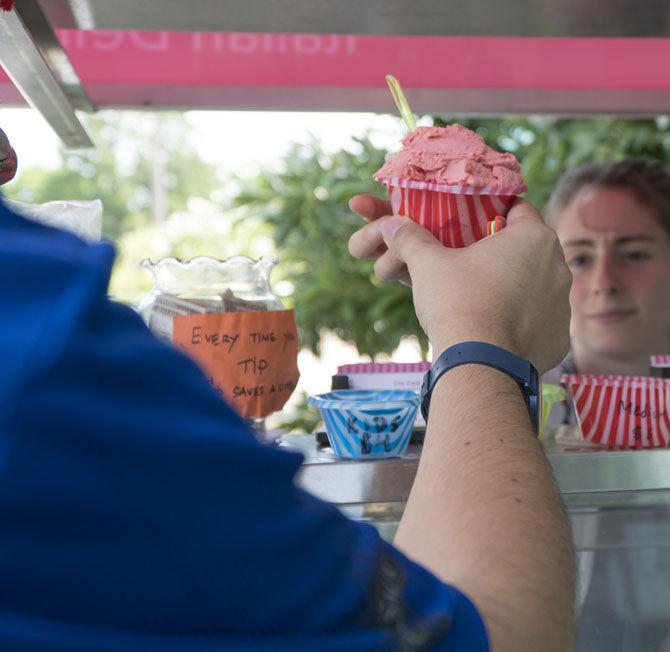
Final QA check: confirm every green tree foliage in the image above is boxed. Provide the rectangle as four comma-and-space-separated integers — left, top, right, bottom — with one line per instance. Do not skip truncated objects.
235, 116, 670, 362
233, 136, 429, 359
4, 112, 220, 240
7, 111, 670, 366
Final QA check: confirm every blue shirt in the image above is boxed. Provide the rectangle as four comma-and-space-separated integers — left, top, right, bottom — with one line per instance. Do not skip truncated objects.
0, 199, 488, 651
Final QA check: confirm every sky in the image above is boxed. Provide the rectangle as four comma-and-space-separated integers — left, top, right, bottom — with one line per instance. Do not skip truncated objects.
0, 107, 412, 176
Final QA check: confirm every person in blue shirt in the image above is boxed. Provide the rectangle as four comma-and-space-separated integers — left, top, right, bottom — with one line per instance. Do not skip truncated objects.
0, 156, 574, 650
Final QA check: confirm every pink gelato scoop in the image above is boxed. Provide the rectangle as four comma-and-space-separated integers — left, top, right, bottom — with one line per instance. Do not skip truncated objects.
374, 124, 525, 189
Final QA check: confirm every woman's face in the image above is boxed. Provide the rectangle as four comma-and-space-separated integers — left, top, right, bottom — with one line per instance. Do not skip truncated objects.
555, 185, 670, 364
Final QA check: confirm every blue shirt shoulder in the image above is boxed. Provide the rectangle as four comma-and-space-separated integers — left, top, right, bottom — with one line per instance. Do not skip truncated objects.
0, 199, 488, 651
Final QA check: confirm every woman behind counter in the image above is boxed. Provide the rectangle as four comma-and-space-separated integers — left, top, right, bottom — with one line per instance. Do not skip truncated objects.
544, 159, 670, 425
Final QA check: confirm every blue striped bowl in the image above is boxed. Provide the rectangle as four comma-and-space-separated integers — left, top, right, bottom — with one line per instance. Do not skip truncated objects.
308, 390, 420, 459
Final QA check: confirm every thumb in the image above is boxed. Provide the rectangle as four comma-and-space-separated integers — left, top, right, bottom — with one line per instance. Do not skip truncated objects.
505, 198, 544, 227
379, 215, 443, 267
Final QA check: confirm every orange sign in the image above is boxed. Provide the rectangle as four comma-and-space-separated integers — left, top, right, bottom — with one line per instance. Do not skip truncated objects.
173, 309, 300, 418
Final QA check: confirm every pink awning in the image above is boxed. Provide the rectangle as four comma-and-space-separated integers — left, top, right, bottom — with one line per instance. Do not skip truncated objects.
2, 30, 670, 113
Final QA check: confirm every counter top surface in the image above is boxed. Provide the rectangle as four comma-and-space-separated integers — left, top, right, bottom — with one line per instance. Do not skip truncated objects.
287, 428, 670, 505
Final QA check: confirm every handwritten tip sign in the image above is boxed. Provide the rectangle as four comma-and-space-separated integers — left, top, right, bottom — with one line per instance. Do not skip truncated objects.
173, 309, 300, 418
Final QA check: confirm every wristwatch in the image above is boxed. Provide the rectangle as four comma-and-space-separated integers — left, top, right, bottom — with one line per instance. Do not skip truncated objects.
420, 341, 541, 434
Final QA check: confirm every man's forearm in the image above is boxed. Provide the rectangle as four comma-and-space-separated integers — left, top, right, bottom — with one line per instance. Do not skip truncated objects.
395, 365, 575, 651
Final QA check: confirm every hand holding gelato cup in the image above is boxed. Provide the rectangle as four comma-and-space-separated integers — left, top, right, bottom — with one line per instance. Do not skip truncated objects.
374, 125, 527, 247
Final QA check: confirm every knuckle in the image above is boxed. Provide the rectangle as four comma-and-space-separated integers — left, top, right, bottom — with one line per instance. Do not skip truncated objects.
373, 257, 393, 282
348, 223, 379, 258
391, 223, 412, 249
347, 234, 360, 257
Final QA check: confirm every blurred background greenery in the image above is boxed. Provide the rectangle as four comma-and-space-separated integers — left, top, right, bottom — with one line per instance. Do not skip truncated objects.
4, 112, 670, 430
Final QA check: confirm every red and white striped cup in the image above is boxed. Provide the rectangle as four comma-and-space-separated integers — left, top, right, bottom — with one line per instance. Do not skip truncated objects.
562, 374, 670, 448
375, 176, 526, 248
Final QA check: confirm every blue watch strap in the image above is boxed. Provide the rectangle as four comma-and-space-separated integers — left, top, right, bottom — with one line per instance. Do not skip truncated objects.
420, 341, 540, 432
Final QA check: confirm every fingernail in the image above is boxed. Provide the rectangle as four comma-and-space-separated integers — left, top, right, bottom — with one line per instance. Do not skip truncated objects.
380, 216, 408, 245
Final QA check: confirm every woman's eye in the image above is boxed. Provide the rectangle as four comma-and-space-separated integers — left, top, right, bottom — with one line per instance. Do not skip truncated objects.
568, 254, 592, 268
621, 250, 651, 263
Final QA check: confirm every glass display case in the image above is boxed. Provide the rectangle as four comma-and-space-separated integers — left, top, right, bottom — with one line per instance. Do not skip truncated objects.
289, 428, 670, 651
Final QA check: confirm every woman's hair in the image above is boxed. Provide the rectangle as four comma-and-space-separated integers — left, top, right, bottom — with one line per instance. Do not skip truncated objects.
545, 159, 670, 236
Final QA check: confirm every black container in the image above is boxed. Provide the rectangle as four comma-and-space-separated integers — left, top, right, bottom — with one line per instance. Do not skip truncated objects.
650, 365, 670, 379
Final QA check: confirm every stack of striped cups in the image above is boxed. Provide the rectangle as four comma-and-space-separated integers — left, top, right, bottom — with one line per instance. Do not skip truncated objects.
562, 374, 670, 448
